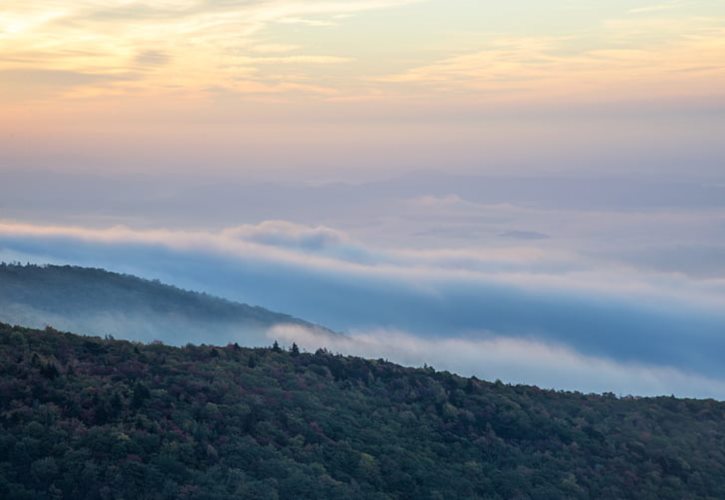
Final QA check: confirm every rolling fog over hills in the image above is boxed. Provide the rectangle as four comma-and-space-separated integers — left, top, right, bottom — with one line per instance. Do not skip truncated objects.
3, 0, 725, 497
3, 219, 725, 399
0, 263, 326, 347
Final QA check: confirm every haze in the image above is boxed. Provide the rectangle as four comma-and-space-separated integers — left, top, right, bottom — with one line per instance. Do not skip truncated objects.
2, 0, 725, 397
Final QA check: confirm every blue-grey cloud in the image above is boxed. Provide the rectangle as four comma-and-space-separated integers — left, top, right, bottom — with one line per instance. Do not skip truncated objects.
223, 220, 346, 251
1, 220, 725, 400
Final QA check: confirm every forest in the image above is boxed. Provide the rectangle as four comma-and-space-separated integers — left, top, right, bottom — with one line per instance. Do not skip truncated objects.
1, 322, 724, 499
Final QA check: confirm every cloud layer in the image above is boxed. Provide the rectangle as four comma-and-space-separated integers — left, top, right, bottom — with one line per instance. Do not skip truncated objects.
268, 324, 725, 399
1, 219, 724, 398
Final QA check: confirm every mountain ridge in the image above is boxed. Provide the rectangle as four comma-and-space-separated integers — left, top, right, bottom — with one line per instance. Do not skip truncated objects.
0, 262, 332, 346
0, 322, 723, 499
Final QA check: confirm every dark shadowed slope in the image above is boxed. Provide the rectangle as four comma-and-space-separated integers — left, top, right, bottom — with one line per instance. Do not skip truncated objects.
0, 263, 328, 346
1, 323, 724, 499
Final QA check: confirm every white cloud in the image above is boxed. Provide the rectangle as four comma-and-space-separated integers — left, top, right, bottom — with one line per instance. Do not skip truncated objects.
268, 324, 725, 399
629, 1, 689, 15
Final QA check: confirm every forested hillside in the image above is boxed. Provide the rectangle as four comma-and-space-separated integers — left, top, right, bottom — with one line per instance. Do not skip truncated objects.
1, 323, 724, 499
0, 263, 324, 346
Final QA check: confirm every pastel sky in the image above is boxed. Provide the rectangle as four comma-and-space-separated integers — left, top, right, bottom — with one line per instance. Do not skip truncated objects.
2, 1, 725, 397
2, 0, 725, 178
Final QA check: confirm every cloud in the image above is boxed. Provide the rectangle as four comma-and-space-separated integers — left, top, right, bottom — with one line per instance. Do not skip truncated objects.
378, 19, 725, 103
629, 1, 689, 15
250, 43, 301, 54
0, 68, 138, 99
276, 17, 337, 27
5, 0, 723, 109
222, 220, 347, 251
0, 0, 418, 101
1, 219, 725, 396
0, 303, 272, 348
134, 50, 171, 68
268, 324, 725, 399
235, 55, 352, 65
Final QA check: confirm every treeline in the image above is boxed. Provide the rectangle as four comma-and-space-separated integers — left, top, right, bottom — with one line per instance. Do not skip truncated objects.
1, 323, 724, 499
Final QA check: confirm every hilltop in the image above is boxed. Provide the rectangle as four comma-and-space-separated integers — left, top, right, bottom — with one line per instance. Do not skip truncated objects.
0, 263, 326, 346
1, 323, 723, 499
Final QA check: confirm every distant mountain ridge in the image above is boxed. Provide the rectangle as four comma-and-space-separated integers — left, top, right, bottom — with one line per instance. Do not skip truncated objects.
0, 263, 328, 346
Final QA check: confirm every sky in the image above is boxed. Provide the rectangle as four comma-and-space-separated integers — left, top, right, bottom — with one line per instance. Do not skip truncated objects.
2, 0, 725, 179
1, 1, 725, 397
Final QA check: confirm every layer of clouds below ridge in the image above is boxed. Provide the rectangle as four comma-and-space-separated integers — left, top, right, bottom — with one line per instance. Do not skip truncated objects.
1, 219, 725, 398
268, 324, 725, 400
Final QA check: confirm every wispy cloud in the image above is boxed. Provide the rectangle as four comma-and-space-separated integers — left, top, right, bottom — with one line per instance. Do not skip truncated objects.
235, 55, 353, 65
2, 1, 724, 107
378, 19, 725, 103
0, 0, 417, 101
629, 1, 690, 14
0, 69, 143, 102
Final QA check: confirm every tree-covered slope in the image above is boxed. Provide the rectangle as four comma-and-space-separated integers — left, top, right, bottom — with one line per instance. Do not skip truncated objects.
0, 263, 325, 346
1, 324, 724, 499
